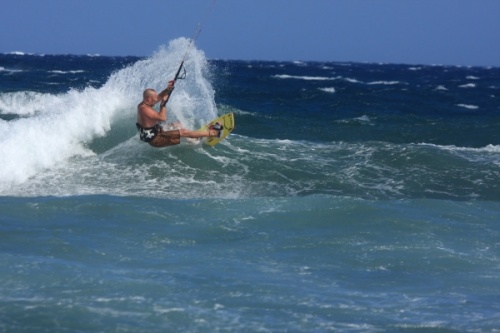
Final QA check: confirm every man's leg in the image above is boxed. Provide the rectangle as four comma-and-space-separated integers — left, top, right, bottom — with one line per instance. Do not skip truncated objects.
179, 128, 219, 138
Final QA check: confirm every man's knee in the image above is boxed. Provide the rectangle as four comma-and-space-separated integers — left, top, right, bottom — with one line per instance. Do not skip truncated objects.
178, 128, 187, 137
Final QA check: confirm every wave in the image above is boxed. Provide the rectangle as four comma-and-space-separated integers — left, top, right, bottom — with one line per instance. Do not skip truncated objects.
367, 81, 402, 85
272, 74, 334, 81
3, 132, 499, 201
456, 104, 479, 110
318, 87, 336, 93
49, 70, 86, 74
5, 51, 35, 56
335, 115, 373, 125
272, 74, 404, 86
417, 143, 500, 154
2, 55, 499, 201
0, 38, 217, 189
0, 67, 24, 73
459, 83, 476, 88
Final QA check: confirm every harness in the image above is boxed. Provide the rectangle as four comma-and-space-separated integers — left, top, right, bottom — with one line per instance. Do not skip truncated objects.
136, 123, 161, 143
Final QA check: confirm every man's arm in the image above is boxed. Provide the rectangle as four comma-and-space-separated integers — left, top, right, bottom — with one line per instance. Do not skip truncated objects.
157, 81, 175, 103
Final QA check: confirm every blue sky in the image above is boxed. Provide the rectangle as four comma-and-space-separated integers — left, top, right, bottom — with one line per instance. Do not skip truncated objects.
1, 0, 499, 66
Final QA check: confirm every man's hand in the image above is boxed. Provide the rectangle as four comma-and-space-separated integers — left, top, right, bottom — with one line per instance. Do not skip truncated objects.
166, 80, 175, 93
160, 94, 168, 107
158, 80, 175, 106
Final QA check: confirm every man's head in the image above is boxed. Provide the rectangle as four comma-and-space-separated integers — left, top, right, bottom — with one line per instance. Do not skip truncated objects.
143, 89, 158, 104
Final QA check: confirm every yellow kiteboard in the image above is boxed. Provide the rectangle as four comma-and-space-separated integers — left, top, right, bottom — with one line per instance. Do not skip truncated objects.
199, 112, 235, 146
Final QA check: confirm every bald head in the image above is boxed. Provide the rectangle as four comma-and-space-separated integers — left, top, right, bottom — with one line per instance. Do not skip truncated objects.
143, 88, 156, 99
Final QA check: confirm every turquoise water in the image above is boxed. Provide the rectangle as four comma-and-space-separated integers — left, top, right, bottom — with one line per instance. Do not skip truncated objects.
1, 196, 499, 332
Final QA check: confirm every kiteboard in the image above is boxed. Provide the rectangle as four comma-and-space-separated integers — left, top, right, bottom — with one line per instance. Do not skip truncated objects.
199, 112, 235, 146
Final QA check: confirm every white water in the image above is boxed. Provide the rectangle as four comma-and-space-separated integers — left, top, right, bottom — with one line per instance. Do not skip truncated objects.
0, 38, 217, 190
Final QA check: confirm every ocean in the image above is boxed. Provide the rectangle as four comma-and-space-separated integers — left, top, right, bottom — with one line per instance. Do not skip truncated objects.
1, 38, 499, 332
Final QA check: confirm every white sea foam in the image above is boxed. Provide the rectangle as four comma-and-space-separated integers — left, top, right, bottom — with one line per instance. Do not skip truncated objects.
459, 83, 476, 88
0, 38, 217, 190
336, 115, 372, 125
0, 67, 24, 73
367, 81, 401, 85
319, 87, 336, 93
0, 91, 62, 116
9, 51, 27, 56
355, 115, 371, 122
343, 77, 361, 83
456, 104, 479, 110
273, 74, 334, 81
49, 70, 86, 74
273, 75, 402, 86
417, 143, 500, 154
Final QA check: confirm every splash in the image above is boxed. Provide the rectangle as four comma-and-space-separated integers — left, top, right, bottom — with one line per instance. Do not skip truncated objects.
105, 37, 217, 126
0, 38, 217, 190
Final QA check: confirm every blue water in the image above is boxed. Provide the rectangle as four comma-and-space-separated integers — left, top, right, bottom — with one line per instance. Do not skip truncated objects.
1, 40, 499, 332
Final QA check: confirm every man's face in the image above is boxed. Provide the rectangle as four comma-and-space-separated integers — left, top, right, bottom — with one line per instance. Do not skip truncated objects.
147, 91, 158, 103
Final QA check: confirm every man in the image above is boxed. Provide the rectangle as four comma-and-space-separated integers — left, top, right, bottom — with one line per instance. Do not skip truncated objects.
136, 81, 221, 147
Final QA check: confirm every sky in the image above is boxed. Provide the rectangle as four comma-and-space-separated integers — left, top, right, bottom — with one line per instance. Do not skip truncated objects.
1, 0, 499, 67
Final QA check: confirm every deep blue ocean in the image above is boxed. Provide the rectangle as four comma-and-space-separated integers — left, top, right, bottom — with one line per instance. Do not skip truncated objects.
1, 39, 499, 332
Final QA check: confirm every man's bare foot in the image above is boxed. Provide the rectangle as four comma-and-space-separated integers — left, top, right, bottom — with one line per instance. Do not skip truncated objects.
209, 123, 222, 138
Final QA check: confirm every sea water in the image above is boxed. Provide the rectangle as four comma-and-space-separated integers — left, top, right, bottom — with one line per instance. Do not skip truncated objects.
1, 39, 499, 332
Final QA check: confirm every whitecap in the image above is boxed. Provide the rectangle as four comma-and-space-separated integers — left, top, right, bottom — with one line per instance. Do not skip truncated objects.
355, 115, 371, 122
416, 143, 500, 154
343, 77, 361, 83
336, 115, 372, 125
0, 67, 24, 73
459, 83, 476, 88
367, 81, 401, 85
272, 74, 334, 81
49, 70, 86, 74
319, 87, 336, 93
456, 104, 479, 110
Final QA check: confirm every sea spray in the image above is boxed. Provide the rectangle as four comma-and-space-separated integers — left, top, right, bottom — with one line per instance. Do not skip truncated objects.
104, 38, 217, 127
0, 39, 216, 189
